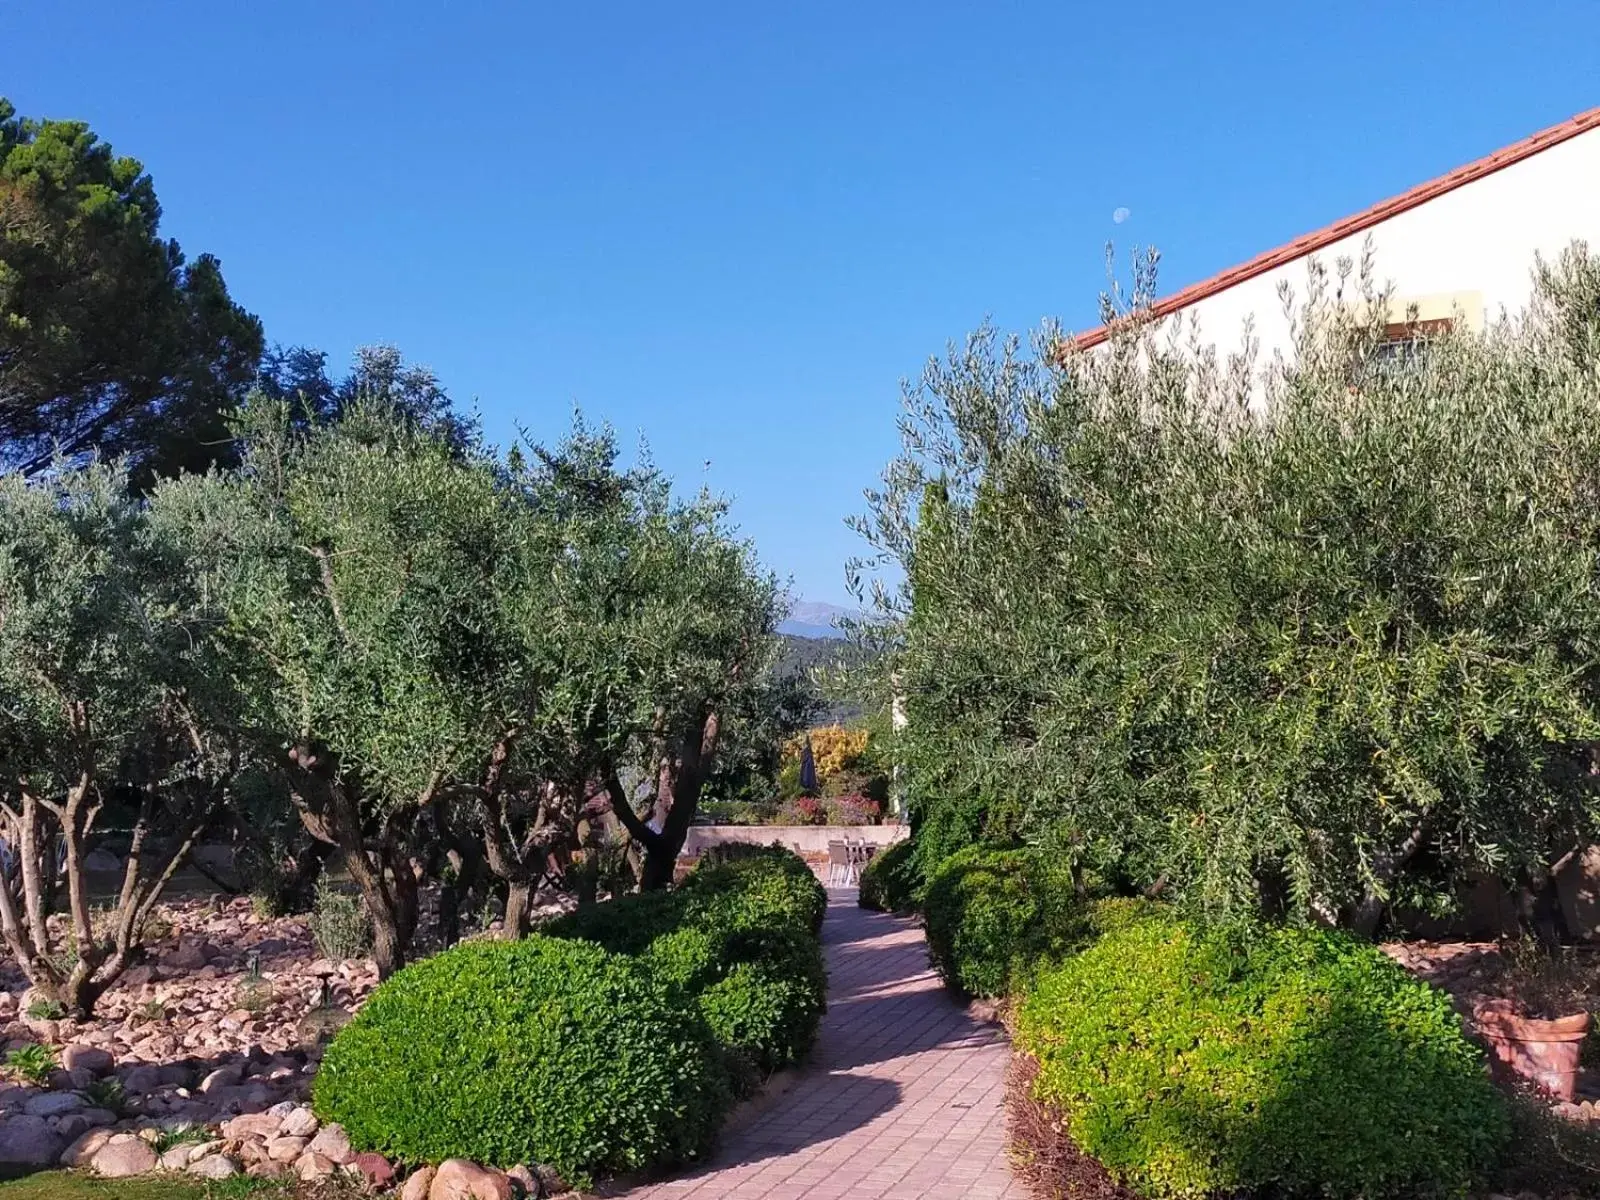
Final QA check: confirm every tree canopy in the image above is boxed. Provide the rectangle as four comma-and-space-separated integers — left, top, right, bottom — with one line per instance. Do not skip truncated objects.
859, 247, 1600, 935
0, 97, 263, 484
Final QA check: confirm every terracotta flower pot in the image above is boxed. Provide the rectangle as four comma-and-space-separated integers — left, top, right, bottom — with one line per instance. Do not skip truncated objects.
1472, 998, 1592, 1100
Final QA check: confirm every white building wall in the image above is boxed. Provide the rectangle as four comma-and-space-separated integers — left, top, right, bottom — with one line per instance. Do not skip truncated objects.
1150, 125, 1600, 365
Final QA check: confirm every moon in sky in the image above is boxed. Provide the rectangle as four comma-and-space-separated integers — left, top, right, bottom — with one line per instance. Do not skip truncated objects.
1112, 206, 1131, 224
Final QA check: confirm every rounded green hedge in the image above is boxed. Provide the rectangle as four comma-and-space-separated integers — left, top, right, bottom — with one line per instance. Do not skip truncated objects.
546, 844, 827, 1085
1015, 916, 1508, 1199
678, 844, 828, 937
312, 936, 728, 1186
859, 837, 922, 913
922, 844, 1087, 997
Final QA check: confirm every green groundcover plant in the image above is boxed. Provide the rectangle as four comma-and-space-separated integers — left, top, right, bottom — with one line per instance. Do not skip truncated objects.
1016, 913, 1508, 1198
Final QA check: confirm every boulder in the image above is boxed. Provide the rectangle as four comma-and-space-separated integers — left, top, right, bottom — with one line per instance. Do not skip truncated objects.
429, 1158, 515, 1200
279, 1104, 319, 1138
90, 1133, 159, 1177
58, 1127, 115, 1167
221, 1111, 282, 1140
401, 1165, 436, 1200
248, 1158, 290, 1179
120, 1064, 165, 1094
351, 1150, 396, 1188
296, 1151, 337, 1181
61, 1044, 114, 1075
160, 1141, 208, 1171
306, 1121, 353, 1164
198, 1064, 244, 1094
188, 1152, 241, 1179
163, 940, 220, 971
0, 1115, 66, 1166
119, 965, 159, 989
22, 1091, 84, 1118
83, 848, 122, 872
266, 1135, 308, 1162
55, 1114, 93, 1142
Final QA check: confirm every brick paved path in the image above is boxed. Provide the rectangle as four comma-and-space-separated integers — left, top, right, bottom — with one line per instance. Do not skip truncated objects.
610, 891, 1025, 1200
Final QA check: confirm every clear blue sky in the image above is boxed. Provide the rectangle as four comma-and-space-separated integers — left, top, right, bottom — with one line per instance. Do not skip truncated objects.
4, 2, 1596, 605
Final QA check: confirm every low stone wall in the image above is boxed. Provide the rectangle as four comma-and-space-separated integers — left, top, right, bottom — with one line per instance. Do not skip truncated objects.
680, 823, 907, 858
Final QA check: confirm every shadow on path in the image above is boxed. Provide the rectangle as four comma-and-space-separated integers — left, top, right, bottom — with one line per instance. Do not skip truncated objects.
605, 891, 1024, 1200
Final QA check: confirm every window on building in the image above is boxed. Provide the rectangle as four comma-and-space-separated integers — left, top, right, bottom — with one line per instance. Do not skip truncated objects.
1371, 316, 1455, 366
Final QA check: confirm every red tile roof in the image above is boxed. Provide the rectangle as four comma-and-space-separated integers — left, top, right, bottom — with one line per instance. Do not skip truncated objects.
1072, 106, 1600, 351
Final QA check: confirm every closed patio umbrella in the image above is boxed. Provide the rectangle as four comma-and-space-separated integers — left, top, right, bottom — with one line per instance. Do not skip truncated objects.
799, 736, 818, 794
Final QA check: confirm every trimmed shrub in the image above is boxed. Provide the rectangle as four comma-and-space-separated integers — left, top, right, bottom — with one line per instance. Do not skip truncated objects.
313, 936, 728, 1186
546, 845, 828, 1085
859, 837, 922, 913
697, 927, 827, 1075
922, 845, 1088, 997
678, 843, 828, 938
1016, 916, 1508, 1199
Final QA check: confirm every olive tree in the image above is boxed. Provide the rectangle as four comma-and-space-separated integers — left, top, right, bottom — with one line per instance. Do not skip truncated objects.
161, 400, 523, 976
470, 426, 783, 904
0, 462, 233, 1014
857, 246, 1600, 934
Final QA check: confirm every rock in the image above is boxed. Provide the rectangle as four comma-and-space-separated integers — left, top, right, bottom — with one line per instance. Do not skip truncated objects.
163, 940, 220, 971
65, 1066, 96, 1090
402, 1165, 436, 1200
278, 1104, 319, 1138
83, 848, 122, 872
22, 1091, 84, 1117
62, 1044, 114, 1075
507, 1164, 539, 1195
159, 1144, 196, 1171
188, 1151, 241, 1178
55, 1114, 93, 1142
58, 1126, 115, 1167
296, 1151, 337, 1181
90, 1133, 159, 1177
307, 1121, 353, 1164
119, 965, 158, 989
79, 1106, 117, 1128
351, 1150, 396, 1188
429, 1158, 515, 1200
120, 1064, 165, 1094
248, 1158, 290, 1179
0, 1114, 66, 1165
221, 1111, 282, 1140
22, 1017, 59, 1043
198, 1064, 243, 1094
266, 1135, 308, 1162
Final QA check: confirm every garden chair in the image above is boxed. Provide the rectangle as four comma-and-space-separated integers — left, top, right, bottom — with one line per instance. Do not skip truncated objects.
827, 840, 857, 887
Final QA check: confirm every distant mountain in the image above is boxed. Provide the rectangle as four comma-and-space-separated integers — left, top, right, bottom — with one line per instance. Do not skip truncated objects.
778, 600, 860, 640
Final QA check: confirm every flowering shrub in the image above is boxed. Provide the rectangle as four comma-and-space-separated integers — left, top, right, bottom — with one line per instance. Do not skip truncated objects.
775, 797, 828, 826
782, 725, 869, 777
825, 795, 881, 826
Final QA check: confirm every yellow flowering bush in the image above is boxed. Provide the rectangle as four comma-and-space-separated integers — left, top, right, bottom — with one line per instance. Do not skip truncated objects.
782, 724, 869, 777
